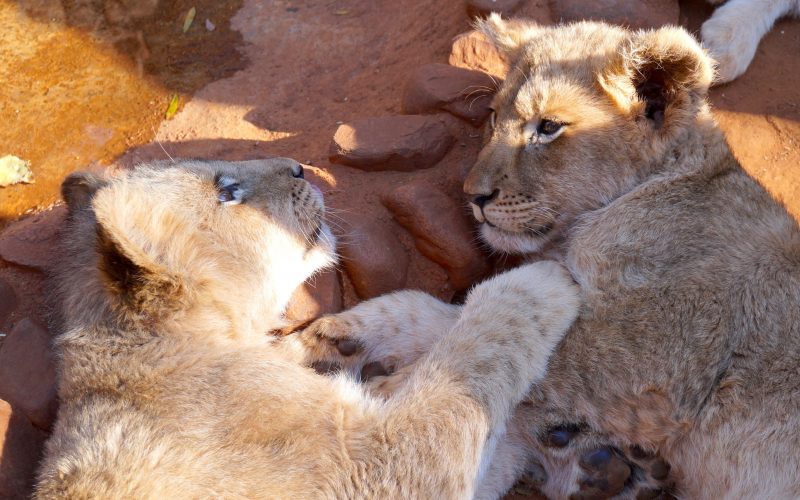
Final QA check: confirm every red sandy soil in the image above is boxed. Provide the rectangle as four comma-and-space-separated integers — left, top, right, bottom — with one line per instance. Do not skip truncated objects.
0, 0, 798, 497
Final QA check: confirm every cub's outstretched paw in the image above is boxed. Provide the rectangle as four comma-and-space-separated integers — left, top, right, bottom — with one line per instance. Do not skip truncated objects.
296, 314, 372, 377
295, 290, 460, 381
461, 260, 580, 346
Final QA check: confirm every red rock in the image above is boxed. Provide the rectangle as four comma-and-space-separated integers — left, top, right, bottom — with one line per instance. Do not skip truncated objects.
551, 0, 679, 30
449, 30, 509, 80
402, 63, 497, 126
381, 182, 491, 291
0, 399, 48, 499
0, 205, 67, 271
284, 268, 343, 323
0, 318, 58, 430
466, 0, 523, 18
0, 278, 18, 326
329, 115, 455, 172
337, 214, 409, 299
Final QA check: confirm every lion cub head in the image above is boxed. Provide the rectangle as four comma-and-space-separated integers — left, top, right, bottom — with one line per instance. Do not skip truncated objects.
59, 158, 335, 340
465, 16, 715, 254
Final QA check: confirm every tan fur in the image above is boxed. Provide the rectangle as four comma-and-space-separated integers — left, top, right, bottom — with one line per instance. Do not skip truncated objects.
312, 18, 800, 499
35, 158, 581, 499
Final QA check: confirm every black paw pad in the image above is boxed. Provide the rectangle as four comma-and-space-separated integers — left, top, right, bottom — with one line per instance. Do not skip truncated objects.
334, 338, 362, 356
649, 459, 671, 480
580, 447, 614, 469
629, 444, 656, 460
543, 423, 583, 448
360, 361, 390, 382
311, 360, 341, 375
571, 447, 631, 499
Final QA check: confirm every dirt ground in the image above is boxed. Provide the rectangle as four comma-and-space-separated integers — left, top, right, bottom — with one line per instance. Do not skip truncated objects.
0, 0, 798, 497
0, 0, 796, 319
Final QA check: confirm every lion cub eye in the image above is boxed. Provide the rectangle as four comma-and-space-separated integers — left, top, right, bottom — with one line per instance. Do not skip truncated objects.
537, 119, 563, 136
216, 176, 243, 206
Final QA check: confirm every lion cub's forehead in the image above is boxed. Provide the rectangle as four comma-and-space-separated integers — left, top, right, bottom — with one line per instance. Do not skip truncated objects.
89, 168, 207, 222
497, 24, 627, 122
131, 167, 211, 198
518, 22, 627, 70
498, 68, 609, 125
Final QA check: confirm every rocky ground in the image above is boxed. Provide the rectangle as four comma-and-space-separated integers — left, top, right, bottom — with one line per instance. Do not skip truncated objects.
1, 0, 798, 497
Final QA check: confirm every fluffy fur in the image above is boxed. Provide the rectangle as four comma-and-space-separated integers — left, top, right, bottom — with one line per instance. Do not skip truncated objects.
702, 0, 800, 83
35, 158, 580, 499
310, 18, 800, 499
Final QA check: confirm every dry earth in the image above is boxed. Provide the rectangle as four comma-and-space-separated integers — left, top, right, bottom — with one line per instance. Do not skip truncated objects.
0, 0, 798, 497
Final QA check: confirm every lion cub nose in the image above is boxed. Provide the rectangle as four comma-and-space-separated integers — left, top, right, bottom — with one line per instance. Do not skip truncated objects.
471, 189, 499, 208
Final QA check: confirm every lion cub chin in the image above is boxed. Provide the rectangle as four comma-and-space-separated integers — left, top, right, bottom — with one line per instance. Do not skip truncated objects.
34, 158, 580, 499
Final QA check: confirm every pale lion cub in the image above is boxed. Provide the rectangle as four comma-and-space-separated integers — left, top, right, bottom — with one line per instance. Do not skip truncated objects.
35, 158, 579, 498
305, 18, 800, 499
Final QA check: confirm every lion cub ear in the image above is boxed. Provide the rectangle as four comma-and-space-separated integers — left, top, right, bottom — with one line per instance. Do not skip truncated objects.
600, 26, 713, 129
91, 190, 181, 311
474, 13, 541, 57
94, 221, 181, 312
95, 224, 149, 297
61, 172, 106, 213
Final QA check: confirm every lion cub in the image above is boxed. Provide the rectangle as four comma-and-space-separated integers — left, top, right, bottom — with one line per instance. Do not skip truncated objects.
34, 158, 579, 499
305, 17, 800, 499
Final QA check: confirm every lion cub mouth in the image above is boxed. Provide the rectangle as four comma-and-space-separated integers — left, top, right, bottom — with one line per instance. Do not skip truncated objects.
479, 214, 555, 237
477, 218, 558, 255
471, 198, 556, 239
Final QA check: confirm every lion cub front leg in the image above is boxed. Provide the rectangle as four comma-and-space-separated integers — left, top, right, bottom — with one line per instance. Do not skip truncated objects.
290, 290, 461, 380
359, 261, 581, 497
701, 0, 798, 83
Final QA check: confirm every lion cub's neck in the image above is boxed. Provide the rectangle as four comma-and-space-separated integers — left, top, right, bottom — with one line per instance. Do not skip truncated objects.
645, 110, 732, 182
54, 282, 288, 403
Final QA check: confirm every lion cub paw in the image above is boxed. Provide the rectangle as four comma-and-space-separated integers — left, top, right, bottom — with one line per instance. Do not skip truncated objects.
297, 313, 410, 384
567, 444, 675, 499
298, 315, 412, 395
296, 290, 460, 383
701, 4, 762, 83
296, 314, 371, 377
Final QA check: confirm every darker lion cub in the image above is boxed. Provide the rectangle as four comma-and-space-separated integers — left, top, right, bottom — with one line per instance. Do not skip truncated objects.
305, 17, 800, 499
35, 158, 579, 498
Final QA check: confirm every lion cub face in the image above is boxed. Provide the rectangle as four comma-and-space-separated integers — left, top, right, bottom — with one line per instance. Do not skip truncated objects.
61, 158, 335, 336
464, 17, 713, 254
